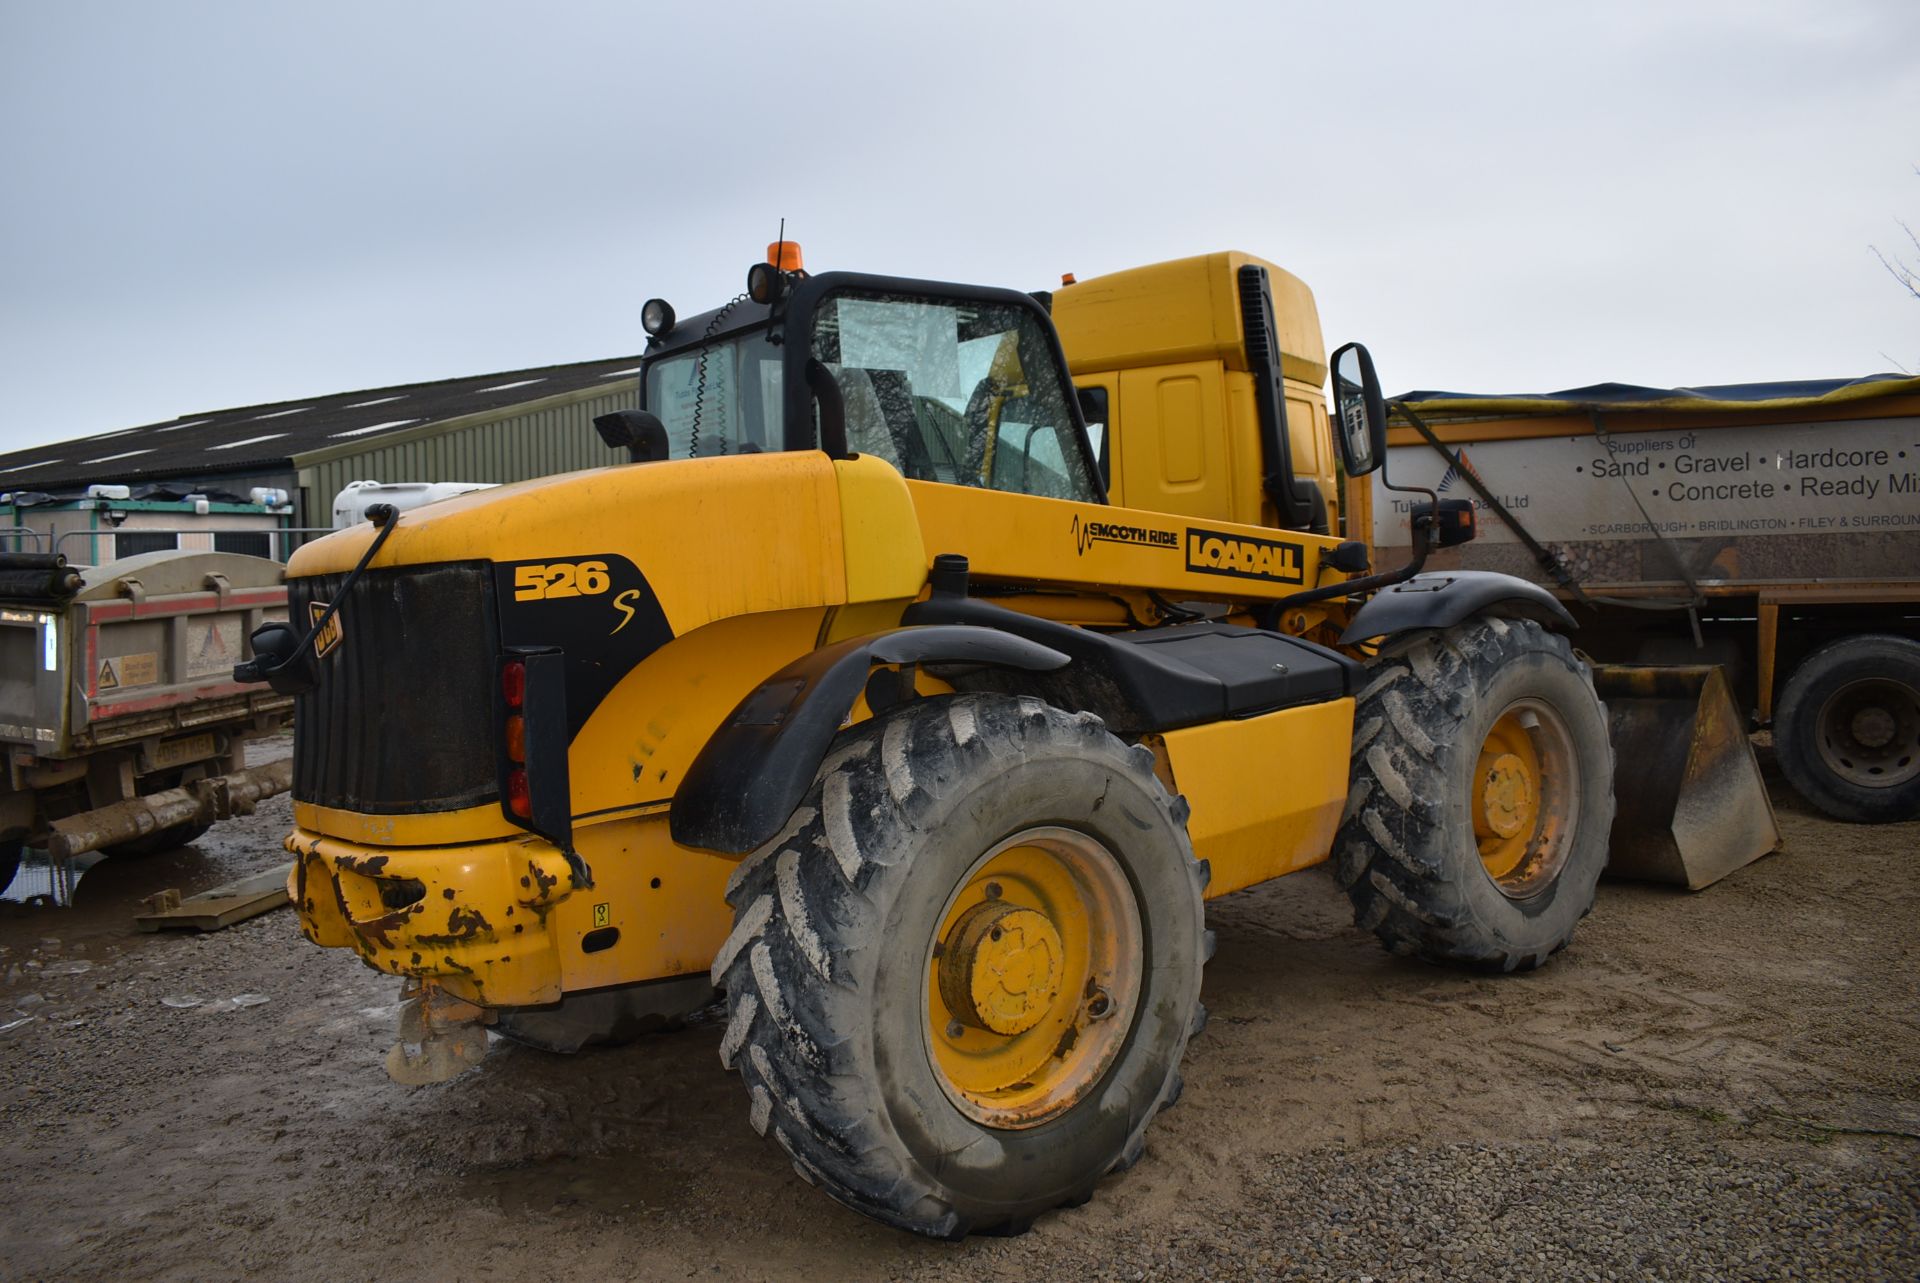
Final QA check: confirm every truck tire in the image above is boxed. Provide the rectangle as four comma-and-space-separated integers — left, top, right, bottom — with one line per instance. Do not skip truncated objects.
104, 821, 214, 859
711, 694, 1209, 1238
0, 839, 20, 892
1774, 634, 1920, 823
494, 974, 716, 1053
1334, 616, 1614, 971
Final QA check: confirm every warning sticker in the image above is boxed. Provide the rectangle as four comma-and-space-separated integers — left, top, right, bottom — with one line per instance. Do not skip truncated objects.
97, 652, 160, 690
185, 618, 243, 679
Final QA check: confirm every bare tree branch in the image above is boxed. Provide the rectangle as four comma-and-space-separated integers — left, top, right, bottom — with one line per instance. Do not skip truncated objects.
1872, 243, 1920, 299
1872, 167, 1920, 370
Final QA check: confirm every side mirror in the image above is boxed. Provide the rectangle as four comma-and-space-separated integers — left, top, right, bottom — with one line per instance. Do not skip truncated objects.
233, 621, 318, 696
1329, 342, 1388, 477
593, 410, 670, 463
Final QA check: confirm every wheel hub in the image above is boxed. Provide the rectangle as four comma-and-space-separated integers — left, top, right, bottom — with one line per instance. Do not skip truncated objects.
1850, 705, 1896, 750
938, 901, 1064, 1036
1478, 752, 1536, 839
1471, 701, 1578, 898
925, 828, 1144, 1129
1817, 678, 1920, 789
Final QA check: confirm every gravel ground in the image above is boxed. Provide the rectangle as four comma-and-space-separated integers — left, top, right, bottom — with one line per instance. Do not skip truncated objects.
0, 736, 1914, 1281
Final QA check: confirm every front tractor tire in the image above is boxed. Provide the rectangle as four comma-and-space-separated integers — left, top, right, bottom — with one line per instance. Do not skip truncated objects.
1335, 616, 1615, 971
712, 694, 1210, 1239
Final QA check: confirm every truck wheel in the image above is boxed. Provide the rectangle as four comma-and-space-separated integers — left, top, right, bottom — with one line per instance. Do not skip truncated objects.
0, 839, 20, 891
712, 694, 1209, 1238
1334, 616, 1614, 971
1774, 634, 1920, 823
494, 974, 716, 1053
104, 821, 213, 859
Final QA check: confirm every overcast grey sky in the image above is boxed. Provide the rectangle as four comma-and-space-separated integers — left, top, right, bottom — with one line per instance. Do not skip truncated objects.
2, 0, 1916, 454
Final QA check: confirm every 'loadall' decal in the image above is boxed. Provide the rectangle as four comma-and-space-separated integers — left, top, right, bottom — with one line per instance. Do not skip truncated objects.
1070, 514, 1179, 555
1183, 528, 1306, 584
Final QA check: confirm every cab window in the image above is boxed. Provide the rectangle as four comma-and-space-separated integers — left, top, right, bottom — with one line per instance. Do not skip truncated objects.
808, 291, 1098, 501
643, 329, 784, 457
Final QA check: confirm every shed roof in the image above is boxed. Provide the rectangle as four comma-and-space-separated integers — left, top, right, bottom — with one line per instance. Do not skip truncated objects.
0, 355, 642, 491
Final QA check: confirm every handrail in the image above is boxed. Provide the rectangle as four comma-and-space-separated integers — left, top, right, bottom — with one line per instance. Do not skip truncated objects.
53, 527, 338, 563
0, 526, 49, 551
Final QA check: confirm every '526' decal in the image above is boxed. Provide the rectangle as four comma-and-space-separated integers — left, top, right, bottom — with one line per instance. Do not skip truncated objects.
513, 560, 612, 601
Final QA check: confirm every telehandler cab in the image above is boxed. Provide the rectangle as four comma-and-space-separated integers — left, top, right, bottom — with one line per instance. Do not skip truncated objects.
245, 247, 1623, 1237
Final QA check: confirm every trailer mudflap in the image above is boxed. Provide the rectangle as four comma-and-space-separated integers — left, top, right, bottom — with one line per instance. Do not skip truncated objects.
1594, 664, 1780, 890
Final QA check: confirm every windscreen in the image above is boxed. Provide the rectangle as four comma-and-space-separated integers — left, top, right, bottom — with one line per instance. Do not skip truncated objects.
809, 291, 1099, 502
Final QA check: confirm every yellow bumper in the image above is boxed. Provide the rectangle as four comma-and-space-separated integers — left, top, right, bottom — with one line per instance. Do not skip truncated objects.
288, 827, 579, 1007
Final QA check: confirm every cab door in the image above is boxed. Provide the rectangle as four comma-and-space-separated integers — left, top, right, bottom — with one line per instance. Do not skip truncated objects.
1111, 361, 1236, 524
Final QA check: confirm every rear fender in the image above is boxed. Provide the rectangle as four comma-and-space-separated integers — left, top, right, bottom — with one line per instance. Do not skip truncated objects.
670, 626, 1068, 855
1338, 570, 1575, 645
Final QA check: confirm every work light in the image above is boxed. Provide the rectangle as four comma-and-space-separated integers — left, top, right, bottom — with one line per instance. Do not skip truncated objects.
641, 298, 675, 336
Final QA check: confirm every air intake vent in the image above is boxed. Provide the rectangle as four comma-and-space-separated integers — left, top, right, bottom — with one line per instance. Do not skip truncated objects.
1236, 264, 1314, 531
290, 562, 499, 813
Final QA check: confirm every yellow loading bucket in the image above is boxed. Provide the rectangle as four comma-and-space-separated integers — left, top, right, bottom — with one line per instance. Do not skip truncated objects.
1592, 665, 1782, 890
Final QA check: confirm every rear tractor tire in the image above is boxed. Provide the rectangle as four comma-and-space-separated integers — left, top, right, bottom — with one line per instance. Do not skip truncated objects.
1774, 634, 1920, 823
712, 694, 1210, 1238
1335, 616, 1614, 971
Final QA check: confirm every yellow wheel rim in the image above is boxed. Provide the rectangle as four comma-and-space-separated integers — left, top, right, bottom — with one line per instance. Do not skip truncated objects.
1472, 699, 1578, 898
926, 827, 1141, 1129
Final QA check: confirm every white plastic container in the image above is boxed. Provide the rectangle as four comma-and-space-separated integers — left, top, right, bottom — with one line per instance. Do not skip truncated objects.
330, 480, 498, 529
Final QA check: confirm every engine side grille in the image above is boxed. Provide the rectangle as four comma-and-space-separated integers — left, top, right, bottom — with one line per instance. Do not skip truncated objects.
290, 562, 499, 813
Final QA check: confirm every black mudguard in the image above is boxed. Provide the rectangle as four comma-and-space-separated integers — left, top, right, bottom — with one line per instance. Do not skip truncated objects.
671, 626, 1069, 855
1337, 570, 1576, 645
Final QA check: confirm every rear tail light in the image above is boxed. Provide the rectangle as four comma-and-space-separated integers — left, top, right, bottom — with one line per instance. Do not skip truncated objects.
497, 648, 570, 847
502, 659, 530, 813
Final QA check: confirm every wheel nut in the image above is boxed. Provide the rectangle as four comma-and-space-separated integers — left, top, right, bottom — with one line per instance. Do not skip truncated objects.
946, 1020, 964, 1039
984, 881, 1002, 900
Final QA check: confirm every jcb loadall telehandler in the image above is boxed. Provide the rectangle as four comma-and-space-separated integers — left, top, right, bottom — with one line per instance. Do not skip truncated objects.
244, 247, 1622, 1237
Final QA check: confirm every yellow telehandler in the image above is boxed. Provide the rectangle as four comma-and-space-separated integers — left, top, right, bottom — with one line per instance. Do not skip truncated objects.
239, 246, 1757, 1237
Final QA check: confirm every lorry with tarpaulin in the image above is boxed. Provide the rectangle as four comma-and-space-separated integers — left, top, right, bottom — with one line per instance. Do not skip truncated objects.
0, 549, 295, 894
1361, 373, 1920, 844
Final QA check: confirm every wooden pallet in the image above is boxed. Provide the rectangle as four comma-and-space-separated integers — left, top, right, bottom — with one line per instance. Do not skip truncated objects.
134, 863, 292, 933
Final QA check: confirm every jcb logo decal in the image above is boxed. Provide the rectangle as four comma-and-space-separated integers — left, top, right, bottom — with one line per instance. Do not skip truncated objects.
513, 560, 612, 602
1184, 528, 1305, 584
308, 601, 344, 658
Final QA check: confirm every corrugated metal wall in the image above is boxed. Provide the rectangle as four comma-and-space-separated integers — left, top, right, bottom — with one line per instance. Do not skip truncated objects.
295, 382, 635, 531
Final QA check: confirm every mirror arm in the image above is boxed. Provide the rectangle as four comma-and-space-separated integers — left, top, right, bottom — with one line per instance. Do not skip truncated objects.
1267, 519, 1432, 612
1268, 452, 1443, 610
